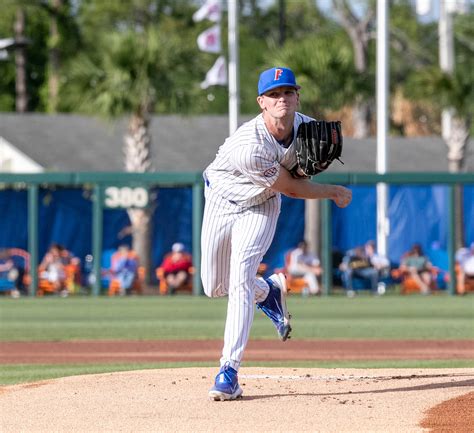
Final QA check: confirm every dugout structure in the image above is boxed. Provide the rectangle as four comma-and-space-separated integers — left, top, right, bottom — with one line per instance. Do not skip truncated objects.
0, 171, 472, 296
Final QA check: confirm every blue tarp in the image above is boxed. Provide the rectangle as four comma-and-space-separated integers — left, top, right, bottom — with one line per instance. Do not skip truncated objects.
0, 184, 472, 279
0, 190, 28, 249
38, 189, 93, 260
332, 184, 474, 267
101, 187, 194, 271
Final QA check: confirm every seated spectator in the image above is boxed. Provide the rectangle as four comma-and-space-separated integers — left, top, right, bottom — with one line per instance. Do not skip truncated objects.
287, 240, 322, 296
39, 243, 68, 296
456, 243, 474, 295
159, 243, 193, 294
110, 244, 139, 296
339, 242, 384, 296
399, 243, 434, 295
364, 240, 391, 293
38, 244, 81, 297
0, 249, 27, 298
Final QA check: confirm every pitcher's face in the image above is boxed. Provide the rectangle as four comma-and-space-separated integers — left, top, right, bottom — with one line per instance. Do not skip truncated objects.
257, 86, 299, 120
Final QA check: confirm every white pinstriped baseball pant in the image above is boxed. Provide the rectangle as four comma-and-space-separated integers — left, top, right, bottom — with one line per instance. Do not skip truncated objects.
201, 184, 281, 371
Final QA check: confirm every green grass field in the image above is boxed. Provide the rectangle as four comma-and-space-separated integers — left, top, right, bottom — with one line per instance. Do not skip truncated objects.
0, 294, 473, 384
1, 295, 473, 341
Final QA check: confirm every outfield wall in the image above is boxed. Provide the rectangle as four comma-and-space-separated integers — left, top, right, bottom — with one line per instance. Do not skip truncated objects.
0, 172, 472, 295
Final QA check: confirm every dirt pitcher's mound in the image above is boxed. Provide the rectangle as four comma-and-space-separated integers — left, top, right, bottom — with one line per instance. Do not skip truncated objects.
1, 368, 473, 433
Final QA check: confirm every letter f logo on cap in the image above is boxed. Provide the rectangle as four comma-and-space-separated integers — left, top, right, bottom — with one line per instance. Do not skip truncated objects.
258, 66, 300, 95
274, 68, 283, 81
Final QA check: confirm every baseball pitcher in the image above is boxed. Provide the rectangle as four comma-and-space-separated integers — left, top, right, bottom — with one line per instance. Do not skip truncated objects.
201, 66, 352, 401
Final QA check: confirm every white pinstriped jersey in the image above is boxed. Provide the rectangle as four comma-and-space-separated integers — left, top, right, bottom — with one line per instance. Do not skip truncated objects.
204, 112, 315, 207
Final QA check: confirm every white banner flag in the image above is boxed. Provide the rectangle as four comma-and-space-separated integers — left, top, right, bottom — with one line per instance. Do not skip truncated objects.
201, 55, 227, 89
416, 0, 431, 15
193, 0, 221, 23
197, 24, 221, 53
0, 38, 15, 50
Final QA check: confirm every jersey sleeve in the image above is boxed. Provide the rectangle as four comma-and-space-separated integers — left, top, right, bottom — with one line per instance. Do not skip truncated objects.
228, 143, 280, 188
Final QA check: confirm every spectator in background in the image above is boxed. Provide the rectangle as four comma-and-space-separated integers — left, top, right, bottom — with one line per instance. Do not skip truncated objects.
339, 243, 381, 297
399, 243, 434, 294
110, 244, 139, 296
364, 240, 391, 293
159, 242, 193, 294
39, 243, 68, 296
287, 240, 322, 295
0, 249, 27, 298
39, 243, 82, 297
456, 242, 474, 295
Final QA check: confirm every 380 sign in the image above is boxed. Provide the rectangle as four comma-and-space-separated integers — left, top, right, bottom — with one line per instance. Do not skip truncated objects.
104, 186, 149, 209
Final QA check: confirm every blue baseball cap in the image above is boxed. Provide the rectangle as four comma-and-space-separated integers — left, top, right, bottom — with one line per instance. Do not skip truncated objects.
258, 67, 301, 95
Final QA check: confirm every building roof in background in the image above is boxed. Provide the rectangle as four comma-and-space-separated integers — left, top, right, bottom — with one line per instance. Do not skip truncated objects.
0, 113, 473, 173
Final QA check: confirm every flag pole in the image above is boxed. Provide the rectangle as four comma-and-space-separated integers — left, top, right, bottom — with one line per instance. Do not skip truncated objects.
376, 0, 389, 257
228, 0, 239, 135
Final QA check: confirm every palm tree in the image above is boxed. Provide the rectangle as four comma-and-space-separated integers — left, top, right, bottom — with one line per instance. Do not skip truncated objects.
14, 7, 28, 112
46, 0, 62, 113
62, 21, 199, 280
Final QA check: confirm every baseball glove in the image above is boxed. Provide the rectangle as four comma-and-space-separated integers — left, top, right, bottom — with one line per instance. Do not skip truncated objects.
291, 120, 344, 177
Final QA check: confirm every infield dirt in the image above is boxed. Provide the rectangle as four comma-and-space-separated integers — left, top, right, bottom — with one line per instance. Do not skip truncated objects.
1, 339, 473, 363
1, 367, 473, 432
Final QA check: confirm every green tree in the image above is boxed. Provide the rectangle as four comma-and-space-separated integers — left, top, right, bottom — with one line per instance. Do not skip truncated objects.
0, 0, 80, 112
258, 0, 374, 132
332, 0, 375, 138
61, 0, 207, 277
389, 1, 439, 135
265, 11, 372, 123
0, 1, 50, 112
389, 1, 438, 84
404, 11, 473, 172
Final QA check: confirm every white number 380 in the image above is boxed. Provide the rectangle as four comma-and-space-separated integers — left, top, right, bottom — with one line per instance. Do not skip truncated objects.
104, 186, 149, 208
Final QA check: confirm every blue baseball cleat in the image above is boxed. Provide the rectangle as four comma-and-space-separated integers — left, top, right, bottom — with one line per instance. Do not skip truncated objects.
208, 364, 243, 401
257, 273, 292, 341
